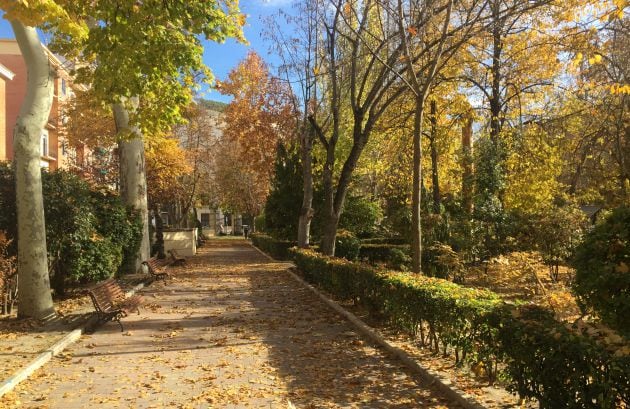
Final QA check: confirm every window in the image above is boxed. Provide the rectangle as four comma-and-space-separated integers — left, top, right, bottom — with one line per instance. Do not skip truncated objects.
161, 212, 170, 226
200, 213, 210, 227
41, 130, 49, 157
61, 79, 67, 96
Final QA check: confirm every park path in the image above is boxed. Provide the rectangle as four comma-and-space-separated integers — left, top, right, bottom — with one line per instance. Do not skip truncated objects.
3, 239, 459, 408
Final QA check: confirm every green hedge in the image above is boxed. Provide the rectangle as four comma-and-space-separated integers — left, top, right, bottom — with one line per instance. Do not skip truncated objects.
335, 230, 361, 261
251, 233, 296, 260
289, 248, 630, 408
573, 207, 630, 336
361, 237, 408, 245
359, 244, 410, 269
0, 165, 142, 295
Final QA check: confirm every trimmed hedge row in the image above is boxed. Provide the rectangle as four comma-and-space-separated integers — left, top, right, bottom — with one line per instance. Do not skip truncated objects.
361, 237, 408, 245
290, 248, 630, 408
359, 244, 411, 268
250, 233, 296, 260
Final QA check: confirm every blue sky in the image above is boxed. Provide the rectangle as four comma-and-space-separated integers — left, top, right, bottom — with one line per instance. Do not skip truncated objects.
0, 0, 292, 103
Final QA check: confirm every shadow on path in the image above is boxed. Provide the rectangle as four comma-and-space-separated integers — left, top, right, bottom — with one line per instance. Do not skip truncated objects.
6, 239, 458, 408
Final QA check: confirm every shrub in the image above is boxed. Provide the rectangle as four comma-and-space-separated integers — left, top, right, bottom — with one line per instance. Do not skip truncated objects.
254, 214, 266, 233
339, 196, 383, 238
0, 163, 17, 242
67, 236, 122, 284
361, 237, 408, 245
359, 244, 411, 270
42, 172, 143, 293
423, 242, 465, 282
250, 233, 295, 260
90, 189, 143, 275
0, 165, 142, 294
334, 230, 360, 261
289, 248, 630, 407
573, 207, 630, 336
388, 247, 412, 271
510, 203, 588, 281
382, 200, 412, 242
0, 231, 17, 315
536, 205, 587, 281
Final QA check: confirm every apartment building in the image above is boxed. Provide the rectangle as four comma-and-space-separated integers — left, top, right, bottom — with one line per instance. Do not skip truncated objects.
0, 39, 86, 170
0, 62, 14, 162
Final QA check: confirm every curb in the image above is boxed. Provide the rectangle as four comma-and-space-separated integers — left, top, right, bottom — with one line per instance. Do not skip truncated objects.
0, 281, 147, 398
250, 244, 487, 409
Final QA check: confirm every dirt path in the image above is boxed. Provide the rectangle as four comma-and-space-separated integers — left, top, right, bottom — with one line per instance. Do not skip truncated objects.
1, 239, 459, 408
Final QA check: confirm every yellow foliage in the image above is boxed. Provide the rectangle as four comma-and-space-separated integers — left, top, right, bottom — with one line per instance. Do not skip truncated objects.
145, 136, 192, 201
504, 127, 564, 214
0, 0, 87, 39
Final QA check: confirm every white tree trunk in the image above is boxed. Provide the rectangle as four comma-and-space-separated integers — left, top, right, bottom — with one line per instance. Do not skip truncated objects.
11, 21, 55, 319
113, 102, 150, 273
297, 128, 314, 248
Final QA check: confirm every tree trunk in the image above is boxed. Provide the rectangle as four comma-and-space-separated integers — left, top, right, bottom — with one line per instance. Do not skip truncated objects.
11, 22, 55, 319
462, 117, 474, 215
489, 1, 506, 206
298, 126, 314, 248
411, 97, 425, 274
320, 211, 340, 256
319, 139, 337, 255
154, 204, 165, 259
430, 100, 440, 214
113, 102, 150, 273
490, 4, 503, 148
319, 124, 366, 256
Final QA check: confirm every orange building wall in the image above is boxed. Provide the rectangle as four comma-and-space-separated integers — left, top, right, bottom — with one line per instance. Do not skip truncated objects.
0, 40, 70, 171
0, 77, 6, 161
0, 52, 26, 164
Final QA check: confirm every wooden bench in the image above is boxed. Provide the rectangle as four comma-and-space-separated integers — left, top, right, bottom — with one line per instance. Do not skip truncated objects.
168, 249, 186, 266
142, 257, 170, 280
87, 279, 143, 332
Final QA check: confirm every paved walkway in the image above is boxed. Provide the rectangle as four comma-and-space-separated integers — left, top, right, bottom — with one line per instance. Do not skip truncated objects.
3, 240, 458, 408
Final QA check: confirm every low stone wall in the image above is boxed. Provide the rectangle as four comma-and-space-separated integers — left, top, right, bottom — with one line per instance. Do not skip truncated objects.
163, 229, 197, 257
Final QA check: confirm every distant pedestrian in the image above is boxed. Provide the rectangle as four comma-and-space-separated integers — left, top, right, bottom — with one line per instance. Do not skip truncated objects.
243, 225, 250, 239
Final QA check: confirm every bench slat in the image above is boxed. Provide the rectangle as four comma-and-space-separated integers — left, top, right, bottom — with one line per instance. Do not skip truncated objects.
168, 250, 186, 265
88, 279, 143, 332
142, 257, 170, 280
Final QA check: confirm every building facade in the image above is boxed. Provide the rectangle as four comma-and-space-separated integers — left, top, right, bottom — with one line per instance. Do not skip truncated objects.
0, 39, 85, 170
0, 62, 15, 162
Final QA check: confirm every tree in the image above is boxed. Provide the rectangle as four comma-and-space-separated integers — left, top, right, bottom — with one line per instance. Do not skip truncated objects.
0, 0, 244, 315
267, 0, 322, 248
219, 51, 297, 180
307, 0, 412, 256
50, 1, 245, 272
145, 136, 192, 214
263, 145, 303, 240
395, 0, 490, 273
216, 51, 297, 220
172, 103, 223, 226
59, 89, 119, 186
0, 2, 87, 318
461, 0, 561, 219
556, 10, 630, 205
212, 141, 271, 220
